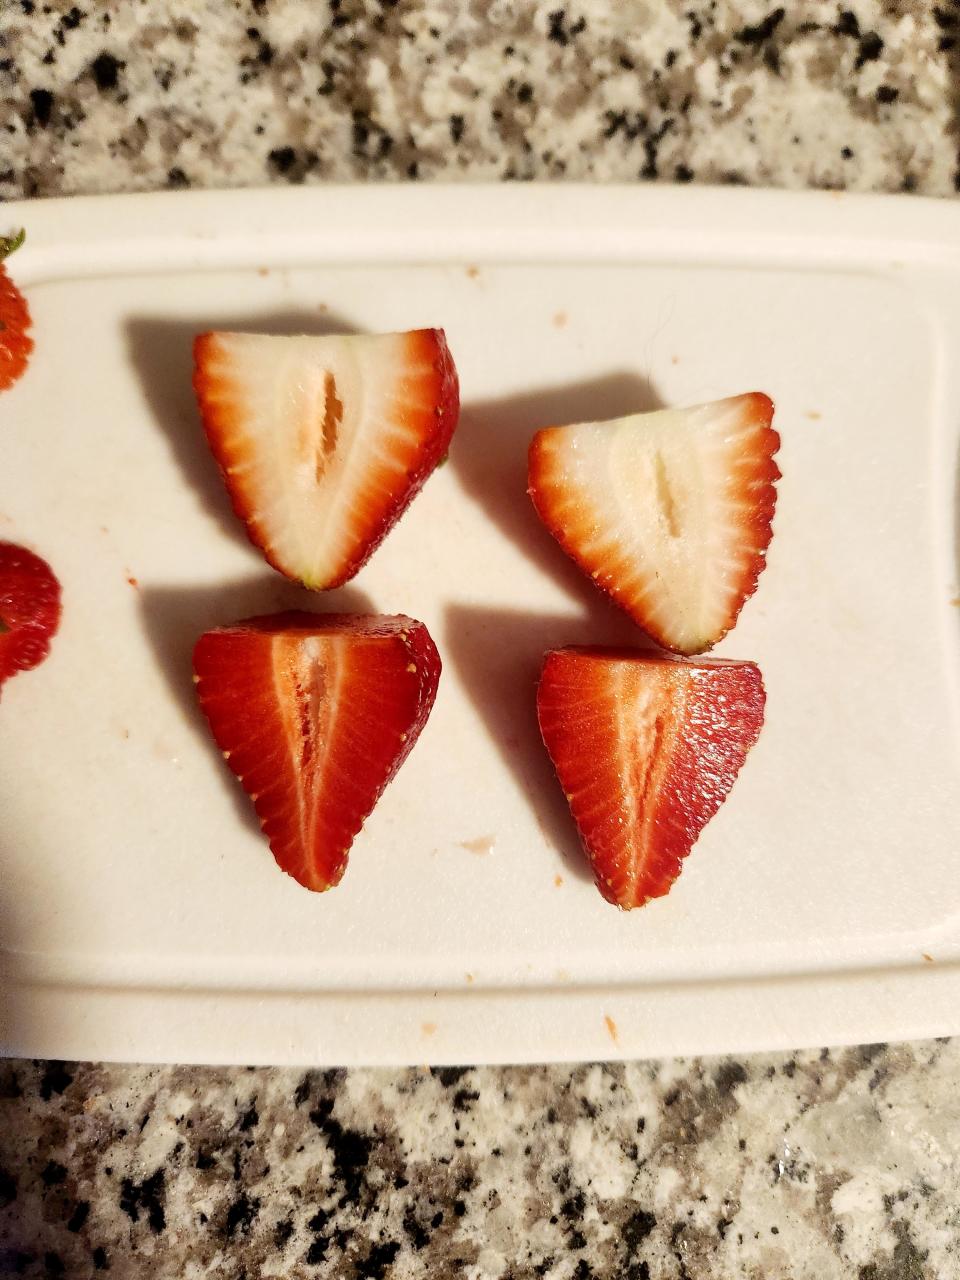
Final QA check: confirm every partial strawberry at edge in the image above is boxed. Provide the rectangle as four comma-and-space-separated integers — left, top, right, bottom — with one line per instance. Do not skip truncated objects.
537, 647, 765, 910
193, 612, 441, 892
193, 328, 459, 590
0, 229, 33, 393
528, 393, 781, 655
0, 541, 62, 688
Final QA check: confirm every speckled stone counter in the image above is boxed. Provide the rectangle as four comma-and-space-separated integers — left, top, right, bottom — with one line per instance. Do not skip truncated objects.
4, 1045, 960, 1278
1, 0, 958, 198
2, 2, 960, 1278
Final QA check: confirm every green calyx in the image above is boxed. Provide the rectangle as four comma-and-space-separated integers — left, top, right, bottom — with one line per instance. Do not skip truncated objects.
0, 228, 26, 262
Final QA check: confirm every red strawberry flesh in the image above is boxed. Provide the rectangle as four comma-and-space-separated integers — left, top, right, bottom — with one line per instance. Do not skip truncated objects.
537, 647, 765, 909
0, 234, 33, 391
0, 542, 61, 687
193, 612, 441, 891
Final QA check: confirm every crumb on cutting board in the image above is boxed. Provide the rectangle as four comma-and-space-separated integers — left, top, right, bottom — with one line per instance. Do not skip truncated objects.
460, 835, 496, 856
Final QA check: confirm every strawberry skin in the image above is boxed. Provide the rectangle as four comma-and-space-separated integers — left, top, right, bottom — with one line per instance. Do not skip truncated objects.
0, 229, 33, 392
537, 647, 765, 909
193, 329, 459, 589
0, 542, 61, 687
528, 393, 780, 654
193, 612, 441, 892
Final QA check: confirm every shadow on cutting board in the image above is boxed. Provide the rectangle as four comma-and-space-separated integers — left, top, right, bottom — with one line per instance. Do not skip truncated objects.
138, 577, 374, 843
442, 371, 665, 882
124, 309, 361, 553
450, 371, 665, 602
0, 878, 29, 1056
443, 601, 655, 888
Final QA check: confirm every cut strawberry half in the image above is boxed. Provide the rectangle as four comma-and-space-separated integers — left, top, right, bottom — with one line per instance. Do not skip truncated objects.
0, 541, 62, 687
528, 393, 780, 654
193, 612, 441, 892
537, 647, 765, 909
0, 229, 33, 393
193, 329, 459, 589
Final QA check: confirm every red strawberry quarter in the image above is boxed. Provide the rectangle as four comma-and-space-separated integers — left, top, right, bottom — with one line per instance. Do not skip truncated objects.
193, 328, 459, 589
193, 612, 441, 891
537, 647, 765, 909
0, 541, 62, 687
0, 229, 33, 393
528, 393, 780, 654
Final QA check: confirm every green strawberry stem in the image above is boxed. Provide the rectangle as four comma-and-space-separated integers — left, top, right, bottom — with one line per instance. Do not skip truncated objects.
0, 228, 25, 261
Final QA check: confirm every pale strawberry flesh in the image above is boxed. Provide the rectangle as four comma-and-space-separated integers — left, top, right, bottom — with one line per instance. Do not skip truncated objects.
193, 329, 459, 589
193, 612, 441, 891
537, 647, 765, 909
528, 393, 780, 654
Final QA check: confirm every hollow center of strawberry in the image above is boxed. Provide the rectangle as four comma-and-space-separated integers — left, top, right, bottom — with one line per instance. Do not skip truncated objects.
317, 372, 342, 480
653, 452, 681, 538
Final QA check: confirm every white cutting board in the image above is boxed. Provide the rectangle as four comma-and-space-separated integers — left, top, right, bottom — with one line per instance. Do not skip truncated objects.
1, 185, 959, 1065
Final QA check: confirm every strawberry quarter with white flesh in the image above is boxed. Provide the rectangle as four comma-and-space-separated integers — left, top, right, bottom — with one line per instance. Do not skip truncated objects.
193, 613, 441, 892
537, 648, 765, 910
528, 393, 780, 654
193, 329, 460, 589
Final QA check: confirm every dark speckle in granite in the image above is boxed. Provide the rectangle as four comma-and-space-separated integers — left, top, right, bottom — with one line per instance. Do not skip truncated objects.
28, 86, 53, 127
90, 51, 121, 92
224, 1190, 259, 1238
65, 1201, 89, 1233
266, 144, 296, 176
118, 1168, 166, 1233
40, 1161, 66, 1188
735, 7, 785, 45
38, 1063, 72, 1102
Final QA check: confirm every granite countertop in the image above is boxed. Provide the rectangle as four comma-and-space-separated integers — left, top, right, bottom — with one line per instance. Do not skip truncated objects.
2, 2, 960, 1277
1, 0, 958, 196
4, 1044, 960, 1279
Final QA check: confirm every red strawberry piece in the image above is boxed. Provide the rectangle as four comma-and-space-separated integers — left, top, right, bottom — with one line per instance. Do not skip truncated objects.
0, 229, 33, 393
193, 328, 459, 589
537, 647, 765, 909
0, 541, 62, 687
528, 393, 780, 654
193, 612, 441, 891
